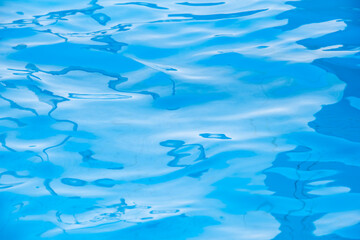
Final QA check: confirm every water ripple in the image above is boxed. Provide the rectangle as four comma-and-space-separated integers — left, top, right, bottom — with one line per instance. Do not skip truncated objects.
0, 0, 359, 239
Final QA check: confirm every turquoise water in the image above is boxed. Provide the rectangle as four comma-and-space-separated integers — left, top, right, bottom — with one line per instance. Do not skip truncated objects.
0, 0, 360, 239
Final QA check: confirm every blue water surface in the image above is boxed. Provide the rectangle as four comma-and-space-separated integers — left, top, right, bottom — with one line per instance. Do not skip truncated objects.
0, 0, 360, 239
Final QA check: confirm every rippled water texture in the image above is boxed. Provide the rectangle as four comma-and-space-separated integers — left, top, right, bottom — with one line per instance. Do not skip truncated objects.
0, 0, 360, 239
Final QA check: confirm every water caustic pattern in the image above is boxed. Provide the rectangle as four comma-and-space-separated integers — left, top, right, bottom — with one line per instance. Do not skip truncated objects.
0, 0, 359, 239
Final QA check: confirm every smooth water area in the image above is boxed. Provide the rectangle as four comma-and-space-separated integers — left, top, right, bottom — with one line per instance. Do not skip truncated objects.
0, 0, 360, 239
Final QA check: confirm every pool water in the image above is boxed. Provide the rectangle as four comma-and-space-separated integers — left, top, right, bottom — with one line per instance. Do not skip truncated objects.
0, 0, 360, 239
